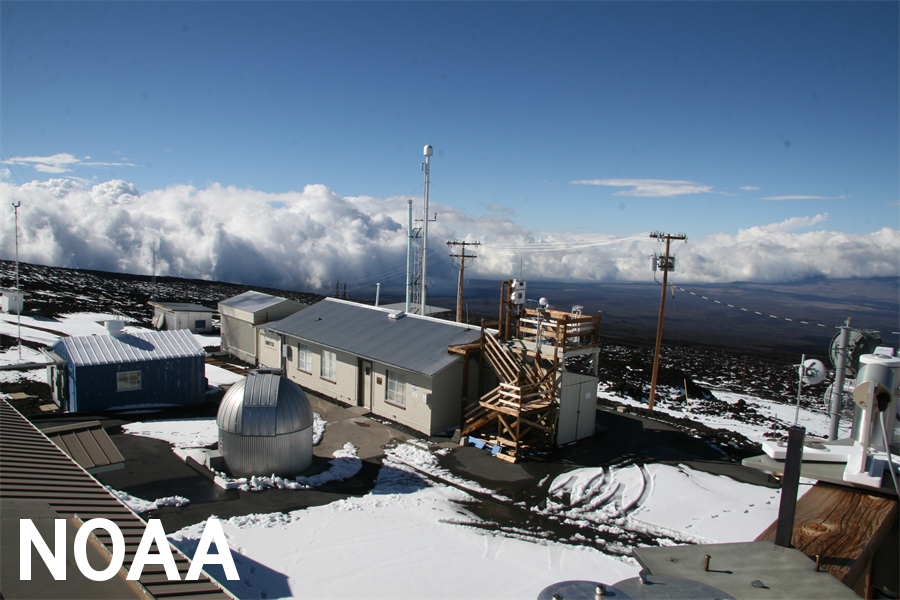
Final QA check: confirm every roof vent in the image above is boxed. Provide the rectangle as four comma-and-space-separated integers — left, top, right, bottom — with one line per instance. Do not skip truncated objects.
105, 319, 125, 337
388, 310, 406, 320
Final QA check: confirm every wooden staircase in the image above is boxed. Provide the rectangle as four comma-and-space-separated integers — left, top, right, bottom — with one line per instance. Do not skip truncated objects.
461, 326, 560, 456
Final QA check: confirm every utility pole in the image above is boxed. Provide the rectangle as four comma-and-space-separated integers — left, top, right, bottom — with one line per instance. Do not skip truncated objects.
648, 231, 687, 410
447, 241, 480, 323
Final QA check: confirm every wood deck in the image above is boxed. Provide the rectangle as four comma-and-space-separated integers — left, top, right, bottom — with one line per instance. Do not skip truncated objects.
755, 482, 898, 596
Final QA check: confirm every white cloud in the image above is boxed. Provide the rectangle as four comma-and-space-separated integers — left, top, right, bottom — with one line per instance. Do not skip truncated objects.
740, 186, 760, 191
760, 195, 846, 201
757, 213, 829, 233
0, 179, 896, 292
571, 178, 717, 197
3, 153, 137, 174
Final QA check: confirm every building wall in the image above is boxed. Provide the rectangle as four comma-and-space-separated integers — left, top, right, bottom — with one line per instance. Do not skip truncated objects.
221, 314, 258, 364
65, 355, 207, 412
219, 299, 305, 325
153, 308, 214, 333
425, 361, 467, 435
557, 370, 599, 445
257, 329, 283, 369
277, 333, 470, 435
369, 362, 437, 434
0, 292, 25, 315
281, 337, 360, 406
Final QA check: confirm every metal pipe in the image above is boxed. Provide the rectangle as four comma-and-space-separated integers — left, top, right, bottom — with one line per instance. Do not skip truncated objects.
828, 321, 851, 440
793, 354, 806, 426
420, 145, 432, 316
775, 425, 806, 548
406, 199, 413, 312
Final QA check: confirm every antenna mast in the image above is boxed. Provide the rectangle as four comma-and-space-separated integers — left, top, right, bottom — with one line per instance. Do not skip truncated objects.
11, 202, 22, 360
420, 144, 433, 315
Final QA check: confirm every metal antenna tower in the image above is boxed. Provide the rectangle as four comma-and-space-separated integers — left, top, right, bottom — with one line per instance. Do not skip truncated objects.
420, 145, 434, 315
11, 201, 22, 360
648, 231, 687, 410
447, 240, 480, 323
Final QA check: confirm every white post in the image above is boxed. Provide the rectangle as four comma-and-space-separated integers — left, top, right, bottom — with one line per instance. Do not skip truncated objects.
421, 145, 432, 316
12, 201, 22, 360
406, 199, 413, 312
375, 283, 380, 307
828, 321, 851, 440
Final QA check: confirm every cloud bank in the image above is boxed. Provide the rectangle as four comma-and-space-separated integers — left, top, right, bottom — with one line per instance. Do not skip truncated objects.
3, 153, 137, 174
570, 178, 719, 197
0, 179, 896, 294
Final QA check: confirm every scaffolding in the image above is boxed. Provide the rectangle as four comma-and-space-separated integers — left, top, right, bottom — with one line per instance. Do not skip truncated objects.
458, 280, 602, 459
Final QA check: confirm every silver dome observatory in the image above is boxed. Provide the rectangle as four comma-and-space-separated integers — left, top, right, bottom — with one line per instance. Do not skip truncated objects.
216, 371, 314, 477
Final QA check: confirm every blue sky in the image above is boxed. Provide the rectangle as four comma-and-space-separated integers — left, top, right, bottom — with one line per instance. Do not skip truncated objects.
1, 2, 898, 292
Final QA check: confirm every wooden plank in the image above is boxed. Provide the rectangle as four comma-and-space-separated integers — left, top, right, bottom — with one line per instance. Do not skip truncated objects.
755, 483, 898, 588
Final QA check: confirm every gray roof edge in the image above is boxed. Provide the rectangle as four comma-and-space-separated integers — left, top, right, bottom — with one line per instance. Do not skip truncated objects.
323, 297, 478, 332
271, 327, 466, 378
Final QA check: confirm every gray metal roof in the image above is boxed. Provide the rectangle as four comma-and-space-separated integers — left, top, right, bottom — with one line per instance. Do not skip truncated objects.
218, 291, 289, 313
217, 372, 313, 436
52, 329, 205, 367
149, 301, 215, 313
0, 398, 233, 599
263, 298, 481, 377
41, 421, 125, 474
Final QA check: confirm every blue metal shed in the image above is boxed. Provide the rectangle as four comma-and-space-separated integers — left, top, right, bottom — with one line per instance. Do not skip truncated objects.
51, 329, 207, 412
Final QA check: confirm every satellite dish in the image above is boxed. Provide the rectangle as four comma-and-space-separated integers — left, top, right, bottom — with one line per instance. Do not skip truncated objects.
801, 359, 827, 386
830, 329, 882, 377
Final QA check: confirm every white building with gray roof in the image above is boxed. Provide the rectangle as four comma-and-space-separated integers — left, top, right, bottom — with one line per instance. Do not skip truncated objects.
218, 291, 306, 364
258, 298, 484, 436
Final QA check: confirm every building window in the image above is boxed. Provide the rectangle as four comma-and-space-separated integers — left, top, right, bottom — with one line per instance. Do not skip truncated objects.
117, 370, 141, 392
195, 319, 206, 330
264, 339, 276, 348
385, 370, 406, 408
297, 343, 313, 373
321, 350, 337, 382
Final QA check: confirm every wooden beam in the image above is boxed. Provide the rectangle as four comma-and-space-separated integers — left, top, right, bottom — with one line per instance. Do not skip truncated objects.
755, 483, 898, 590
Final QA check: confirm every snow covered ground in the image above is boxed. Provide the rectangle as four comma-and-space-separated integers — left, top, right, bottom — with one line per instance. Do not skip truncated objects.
597, 381, 852, 444
0, 311, 238, 394
168, 449, 639, 600
118, 413, 805, 599
0, 309, 854, 599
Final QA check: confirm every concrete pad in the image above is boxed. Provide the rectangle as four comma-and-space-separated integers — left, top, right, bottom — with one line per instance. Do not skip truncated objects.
634, 541, 859, 600
304, 392, 414, 461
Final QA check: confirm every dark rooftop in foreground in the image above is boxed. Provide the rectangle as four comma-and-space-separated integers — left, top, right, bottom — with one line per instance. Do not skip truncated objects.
0, 398, 233, 599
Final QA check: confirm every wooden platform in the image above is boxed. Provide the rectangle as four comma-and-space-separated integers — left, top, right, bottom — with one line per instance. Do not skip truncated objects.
755, 482, 898, 596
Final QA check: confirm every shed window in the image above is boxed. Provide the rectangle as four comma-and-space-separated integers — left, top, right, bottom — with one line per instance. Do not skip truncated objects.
195, 319, 206, 330
297, 343, 313, 373
321, 350, 337, 382
385, 370, 406, 408
117, 370, 141, 392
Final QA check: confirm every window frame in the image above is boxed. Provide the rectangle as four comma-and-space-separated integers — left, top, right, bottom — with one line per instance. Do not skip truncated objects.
297, 343, 313, 373
116, 370, 142, 392
385, 370, 406, 409
320, 349, 337, 382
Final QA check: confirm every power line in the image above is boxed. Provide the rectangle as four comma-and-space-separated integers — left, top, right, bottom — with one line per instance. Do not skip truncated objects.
447, 240, 480, 322
672, 284, 900, 336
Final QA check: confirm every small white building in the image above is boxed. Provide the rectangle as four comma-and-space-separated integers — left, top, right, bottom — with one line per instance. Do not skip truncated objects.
148, 301, 216, 333
219, 291, 306, 364
0, 288, 27, 315
258, 298, 483, 436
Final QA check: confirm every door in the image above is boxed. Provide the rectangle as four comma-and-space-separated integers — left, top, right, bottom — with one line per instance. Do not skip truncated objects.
357, 359, 373, 409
